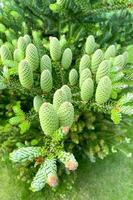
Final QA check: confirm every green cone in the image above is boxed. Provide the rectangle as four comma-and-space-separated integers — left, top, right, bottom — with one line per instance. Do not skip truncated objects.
18, 59, 33, 89
26, 43, 39, 71
104, 45, 116, 59
61, 48, 72, 69
23, 34, 31, 46
113, 55, 124, 68
95, 76, 112, 104
40, 70, 53, 93
81, 78, 94, 101
123, 51, 128, 66
61, 85, 72, 102
40, 55, 52, 72
58, 101, 74, 128
13, 48, 24, 62
53, 89, 67, 111
0, 44, 12, 62
79, 54, 90, 73
50, 37, 61, 61
39, 102, 59, 135
91, 49, 104, 74
69, 69, 78, 86
17, 36, 27, 52
79, 68, 92, 88
85, 35, 96, 55
96, 60, 110, 83
33, 95, 43, 112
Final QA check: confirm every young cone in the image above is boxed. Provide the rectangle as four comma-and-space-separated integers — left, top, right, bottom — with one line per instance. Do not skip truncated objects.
18, 59, 33, 89
79, 68, 92, 88
0, 44, 12, 62
17, 36, 27, 52
113, 55, 124, 67
95, 76, 112, 104
61, 85, 72, 102
69, 69, 78, 86
81, 78, 94, 101
96, 60, 109, 83
104, 45, 116, 59
24, 34, 31, 46
40, 55, 52, 72
58, 101, 74, 128
79, 54, 90, 73
85, 35, 96, 55
13, 48, 24, 62
61, 48, 72, 69
50, 37, 61, 61
39, 102, 59, 135
40, 70, 53, 93
53, 88, 67, 111
91, 49, 104, 74
26, 43, 39, 71
33, 95, 43, 113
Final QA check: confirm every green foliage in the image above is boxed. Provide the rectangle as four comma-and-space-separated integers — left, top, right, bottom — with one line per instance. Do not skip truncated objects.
30, 161, 47, 192
123, 51, 128, 66
111, 108, 122, 125
30, 158, 57, 192
8, 101, 31, 134
10, 147, 42, 163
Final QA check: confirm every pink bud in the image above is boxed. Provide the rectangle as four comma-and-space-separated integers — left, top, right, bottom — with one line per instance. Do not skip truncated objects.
65, 160, 78, 171
47, 175, 58, 187
62, 127, 70, 135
